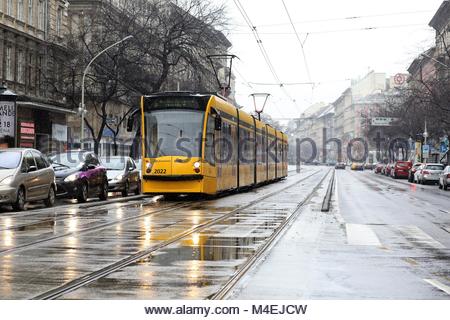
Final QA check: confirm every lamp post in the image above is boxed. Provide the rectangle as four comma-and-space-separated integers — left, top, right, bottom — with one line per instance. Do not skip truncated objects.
250, 93, 270, 121
80, 35, 133, 148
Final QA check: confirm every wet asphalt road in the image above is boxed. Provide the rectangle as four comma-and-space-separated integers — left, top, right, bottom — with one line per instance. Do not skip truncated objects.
0, 167, 328, 299
1, 166, 449, 300
233, 167, 450, 299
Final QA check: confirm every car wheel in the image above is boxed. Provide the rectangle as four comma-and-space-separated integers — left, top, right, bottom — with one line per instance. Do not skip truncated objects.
44, 186, 56, 207
134, 180, 141, 195
77, 182, 88, 203
122, 181, 129, 197
12, 187, 26, 211
99, 180, 108, 201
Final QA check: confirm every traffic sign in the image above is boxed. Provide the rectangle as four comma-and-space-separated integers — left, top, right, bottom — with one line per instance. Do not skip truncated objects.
422, 144, 430, 158
371, 117, 398, 126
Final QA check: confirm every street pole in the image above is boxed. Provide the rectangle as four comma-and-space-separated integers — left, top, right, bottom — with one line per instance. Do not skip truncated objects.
80, 35, 133, 148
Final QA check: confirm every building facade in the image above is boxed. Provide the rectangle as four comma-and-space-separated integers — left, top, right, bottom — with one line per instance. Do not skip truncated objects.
0, 0, 73, 153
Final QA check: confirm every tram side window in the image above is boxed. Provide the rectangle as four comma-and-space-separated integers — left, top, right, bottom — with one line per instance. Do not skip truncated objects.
220, 122, 233, 165
205, 114, 215, 165
268, 137, 275, 164
256, 132, 264, 164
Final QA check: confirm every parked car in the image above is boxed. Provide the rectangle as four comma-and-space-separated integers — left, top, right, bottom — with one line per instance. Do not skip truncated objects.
438, 166, 450, 190
374, 163, 384, 174
135, 158, 142, 179
364, 163, 375, 170
50, 151, 108, 203
335, 162, 346, 169
0, 148, 56, 211
384, 163, 392, 176
101, 156, 141, 197
351, 163, 364, 171
390, 161, 412, 179
414, 163, 445, 185
408, 162, 422, 182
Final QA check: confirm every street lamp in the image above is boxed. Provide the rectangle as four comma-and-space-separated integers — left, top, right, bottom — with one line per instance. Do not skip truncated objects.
250, 93, 270, 121
80, 35, 133, 147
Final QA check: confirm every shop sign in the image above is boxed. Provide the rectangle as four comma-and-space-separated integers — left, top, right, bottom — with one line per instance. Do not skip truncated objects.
19, 121, 35, 148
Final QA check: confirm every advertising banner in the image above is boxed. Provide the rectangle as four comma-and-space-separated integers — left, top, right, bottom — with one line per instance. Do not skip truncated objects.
0, 101, 16, 138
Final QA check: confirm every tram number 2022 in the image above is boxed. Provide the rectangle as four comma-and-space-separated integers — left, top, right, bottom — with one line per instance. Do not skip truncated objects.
153, 169, 167, 174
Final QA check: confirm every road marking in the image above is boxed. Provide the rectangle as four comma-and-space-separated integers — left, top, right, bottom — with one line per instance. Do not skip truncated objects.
424, 279, 450, 295
346, 223, 381, 246
396, 226, 445, 249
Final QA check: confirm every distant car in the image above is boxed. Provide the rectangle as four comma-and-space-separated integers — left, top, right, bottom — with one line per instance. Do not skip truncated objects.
135, 158, 142, 179
351, 163, 364, 171
390, 161, 412, 179
374, 163, 384, 174
364, 163, 375, 170
438, 166, 450, 190
101, 156, 141, 197
50, 151, 108, 203
312, 160, 320, 166
335, 162, 346, 169
0, 148, 56, 211
408, 163, 422, 182
414, 163, 445, 185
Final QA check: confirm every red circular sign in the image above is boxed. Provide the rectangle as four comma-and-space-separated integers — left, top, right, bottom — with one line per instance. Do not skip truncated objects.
394, 74, 405, 85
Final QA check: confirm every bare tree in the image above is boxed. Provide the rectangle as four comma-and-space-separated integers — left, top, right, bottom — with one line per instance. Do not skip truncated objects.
47, 0, 229, 155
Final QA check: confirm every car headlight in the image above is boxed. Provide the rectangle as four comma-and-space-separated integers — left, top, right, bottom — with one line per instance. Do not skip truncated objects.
115, 174, 124, 181
0, 176, 13, 186
64, 173, 78, 182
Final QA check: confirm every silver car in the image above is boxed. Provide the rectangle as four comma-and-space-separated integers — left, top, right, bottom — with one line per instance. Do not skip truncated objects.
438, 166, 450, 190
0, 148, 56, 211
414, 163, 445, 185
101, 156, 141, 197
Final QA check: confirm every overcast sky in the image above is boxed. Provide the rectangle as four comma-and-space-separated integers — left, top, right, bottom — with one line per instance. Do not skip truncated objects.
217, 0, 444, 120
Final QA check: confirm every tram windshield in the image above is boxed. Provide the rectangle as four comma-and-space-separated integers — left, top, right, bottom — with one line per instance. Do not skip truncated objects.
144, 109, 204, 158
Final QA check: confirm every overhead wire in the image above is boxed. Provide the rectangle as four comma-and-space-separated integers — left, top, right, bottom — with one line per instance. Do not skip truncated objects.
232, 0, 300, 115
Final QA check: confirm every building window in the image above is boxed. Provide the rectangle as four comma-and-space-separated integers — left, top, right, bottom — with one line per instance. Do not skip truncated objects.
18, 50, 25, 84
18, 0, 24, 21
28, 0, 34, 25
56, 7, 63, 36
7, 0, 13, 16
5, 47, 13, 81
28, 53, 35, 88
38, 0, 44, 30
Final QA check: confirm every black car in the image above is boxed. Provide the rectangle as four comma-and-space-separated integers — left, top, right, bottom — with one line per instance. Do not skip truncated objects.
50, 151, 108, 203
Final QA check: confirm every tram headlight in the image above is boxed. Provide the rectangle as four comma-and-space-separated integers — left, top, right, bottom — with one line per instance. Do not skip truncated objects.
145, 162, 152, 174
193, 161, 201, 173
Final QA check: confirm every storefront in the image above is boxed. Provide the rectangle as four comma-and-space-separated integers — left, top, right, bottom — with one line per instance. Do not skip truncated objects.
0, 87, 75, 154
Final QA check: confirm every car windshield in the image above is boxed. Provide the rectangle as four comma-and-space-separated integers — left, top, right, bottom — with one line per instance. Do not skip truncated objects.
425, 165, 444, 170
0, 151, 22, 169
397, 162, 408, 167
144, 109, 204, 158
101, 158, 125, 170
50, 152, 86, 168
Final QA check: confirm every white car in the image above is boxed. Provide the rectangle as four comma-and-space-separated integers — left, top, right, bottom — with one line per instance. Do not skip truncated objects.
438, 166, 450, 190
414, 163, 445, 185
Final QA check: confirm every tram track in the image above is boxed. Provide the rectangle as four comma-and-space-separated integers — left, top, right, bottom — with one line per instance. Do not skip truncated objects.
31, 169, 324, 300
0, 168, 311, 255
210, 169, 334, 300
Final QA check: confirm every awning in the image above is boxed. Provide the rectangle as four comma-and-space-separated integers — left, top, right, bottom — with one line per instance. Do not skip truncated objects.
17, 101, 77, 114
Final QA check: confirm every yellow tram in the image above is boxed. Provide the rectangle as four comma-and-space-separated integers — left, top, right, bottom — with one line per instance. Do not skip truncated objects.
137, 92, 288, 195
